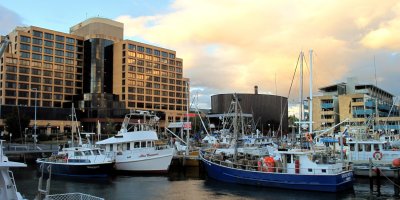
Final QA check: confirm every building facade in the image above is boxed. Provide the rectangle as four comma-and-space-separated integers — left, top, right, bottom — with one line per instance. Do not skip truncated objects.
0, 17, 189, 136
312, 77, 400, 133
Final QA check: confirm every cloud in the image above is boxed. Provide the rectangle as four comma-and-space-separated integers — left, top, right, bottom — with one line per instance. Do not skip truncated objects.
0, 5, 23, 35
115, 0, 400, 108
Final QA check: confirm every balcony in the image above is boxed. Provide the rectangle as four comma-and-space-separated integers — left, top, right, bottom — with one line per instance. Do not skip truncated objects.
378, 104, 391, 111
353, 109, 373, 115
321, 103, 333, 109
365, 100, 375, 108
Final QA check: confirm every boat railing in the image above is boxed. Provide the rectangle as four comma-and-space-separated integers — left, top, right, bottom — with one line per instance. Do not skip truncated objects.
45, 192, 104, 200
8, 170, 18, 193
202, 152, 350, 175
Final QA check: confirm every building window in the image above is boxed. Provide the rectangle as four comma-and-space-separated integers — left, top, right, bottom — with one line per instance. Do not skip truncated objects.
66, 37, 75, 44
128, 44, 136, 50
32, 69, 42, 75
55, 50, 64, 56
33, 31, 43, 38
32, 54, 42, 60
55, 57, 64, 64
44, 40, 54, 47
56, 35, 64, 42
44, 55, 53, 62
137, 46, 144, 52
66, 45, 74, 51
55, 43, 64, 49
32, 38, 42, 45
20, 44, 30, 51
154, 50, 160, 56
20, 36, 31, 43
146, 48, 152, 54
44, 33, 54, 40
44, 48, 53, 54
20, 52, 30, 58
32, 46, 42, 53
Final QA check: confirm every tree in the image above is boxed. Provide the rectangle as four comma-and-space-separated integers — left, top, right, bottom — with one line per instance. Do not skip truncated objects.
103, 118, 117, 135
4, 106, 31, 142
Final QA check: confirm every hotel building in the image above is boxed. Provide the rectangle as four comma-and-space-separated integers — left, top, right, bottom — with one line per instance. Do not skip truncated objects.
0, 18, 189, 135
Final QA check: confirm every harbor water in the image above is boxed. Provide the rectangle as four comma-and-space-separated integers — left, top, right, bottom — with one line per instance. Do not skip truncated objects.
13, 164, 400, 200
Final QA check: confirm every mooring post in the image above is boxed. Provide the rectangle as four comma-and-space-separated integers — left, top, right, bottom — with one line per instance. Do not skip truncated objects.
376, 167, 381, 196
394, 167, 400, 197
369, 158, 373, 194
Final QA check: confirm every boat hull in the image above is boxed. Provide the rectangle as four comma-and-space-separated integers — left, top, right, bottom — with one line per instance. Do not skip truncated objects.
115, 153, 173, 173
36, 160, 114, 178
201, 156, 354, 192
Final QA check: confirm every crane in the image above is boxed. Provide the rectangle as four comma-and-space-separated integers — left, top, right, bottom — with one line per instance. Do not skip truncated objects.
0, 35, 10, 57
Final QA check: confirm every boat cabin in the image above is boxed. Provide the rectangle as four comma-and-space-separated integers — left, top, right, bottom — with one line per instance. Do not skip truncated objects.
347, 140, 399, 162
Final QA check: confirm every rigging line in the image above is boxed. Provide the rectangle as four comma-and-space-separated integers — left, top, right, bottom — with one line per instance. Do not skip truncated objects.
374, 56, 378, 88
277, 52, 301, 132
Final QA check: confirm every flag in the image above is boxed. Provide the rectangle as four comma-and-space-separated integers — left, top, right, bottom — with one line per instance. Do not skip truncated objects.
343, 128, 348, 138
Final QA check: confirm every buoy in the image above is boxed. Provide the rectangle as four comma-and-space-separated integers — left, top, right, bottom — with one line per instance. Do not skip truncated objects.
392, 158, 400, 167
295, 160, 300, 174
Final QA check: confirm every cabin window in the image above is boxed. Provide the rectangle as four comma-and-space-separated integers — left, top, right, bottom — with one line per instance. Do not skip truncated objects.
365, 144, 371, 152
74, 151, 83, 156
134, 142, 140, 148
358, 144, 363, 151
141, 141, 146, 148
92, 150, 100, 155
374, 144, 379, 151
308, 169, 312, 172
127, 143, 131, 150
322, 169, 326, 173
117, 144, 122, 151
286, 155, 292, 164
350, 144, 355, 151
83, 151, 91, 156
110, 144, 114, 151
147, 141, 152, 147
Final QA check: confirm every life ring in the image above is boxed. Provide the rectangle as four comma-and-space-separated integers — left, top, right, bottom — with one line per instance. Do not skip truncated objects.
305, 133, 313, 142
373, 151, 383, 160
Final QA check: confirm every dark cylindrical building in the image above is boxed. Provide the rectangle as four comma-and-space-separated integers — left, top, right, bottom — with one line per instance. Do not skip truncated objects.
211, 93, 288, 134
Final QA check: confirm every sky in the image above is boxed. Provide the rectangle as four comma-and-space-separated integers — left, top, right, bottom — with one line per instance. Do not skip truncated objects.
1, 0, 400, 116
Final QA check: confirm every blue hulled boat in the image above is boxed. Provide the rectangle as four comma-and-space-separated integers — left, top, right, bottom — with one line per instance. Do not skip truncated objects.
200, 149, 354, 192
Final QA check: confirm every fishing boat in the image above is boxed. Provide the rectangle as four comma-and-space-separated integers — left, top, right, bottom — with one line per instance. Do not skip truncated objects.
200, 50, 354, 192
96, 110, 174, 173
0, 140, 27, 200
36, 145, 114, 177
200, 148, 353, 192
346, 139, 400, 177
36, 106, 114, 178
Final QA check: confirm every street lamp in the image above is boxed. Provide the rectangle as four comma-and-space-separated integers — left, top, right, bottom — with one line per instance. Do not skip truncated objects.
9, 133, 12, 144
32, 88, 38, 150
56, 126, 59, 144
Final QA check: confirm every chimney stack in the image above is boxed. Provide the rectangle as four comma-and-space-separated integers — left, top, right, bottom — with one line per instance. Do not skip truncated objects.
254, 85, 258, 94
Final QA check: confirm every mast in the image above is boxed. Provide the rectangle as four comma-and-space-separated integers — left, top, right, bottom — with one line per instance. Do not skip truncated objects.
309, 49, 313, 134
233, 95, 239, 162
298, 51, 304, 136
185, 81, 190, 156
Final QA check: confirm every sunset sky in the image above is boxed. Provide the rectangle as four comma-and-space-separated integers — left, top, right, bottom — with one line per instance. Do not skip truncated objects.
1, 0, 399, 115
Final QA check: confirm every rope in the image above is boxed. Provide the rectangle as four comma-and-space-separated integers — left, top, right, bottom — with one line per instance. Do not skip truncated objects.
371, 162, 400, 188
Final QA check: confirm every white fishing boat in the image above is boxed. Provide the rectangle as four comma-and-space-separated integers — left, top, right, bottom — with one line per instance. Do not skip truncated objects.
36, 106, 114, 178
347, 139, 400, 177
97, 111, 174, 173
0, 140, 27, 200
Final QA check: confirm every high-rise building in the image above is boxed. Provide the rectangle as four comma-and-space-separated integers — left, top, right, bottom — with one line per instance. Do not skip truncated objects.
0, 17, 189, 135
311, 77, 400, 133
